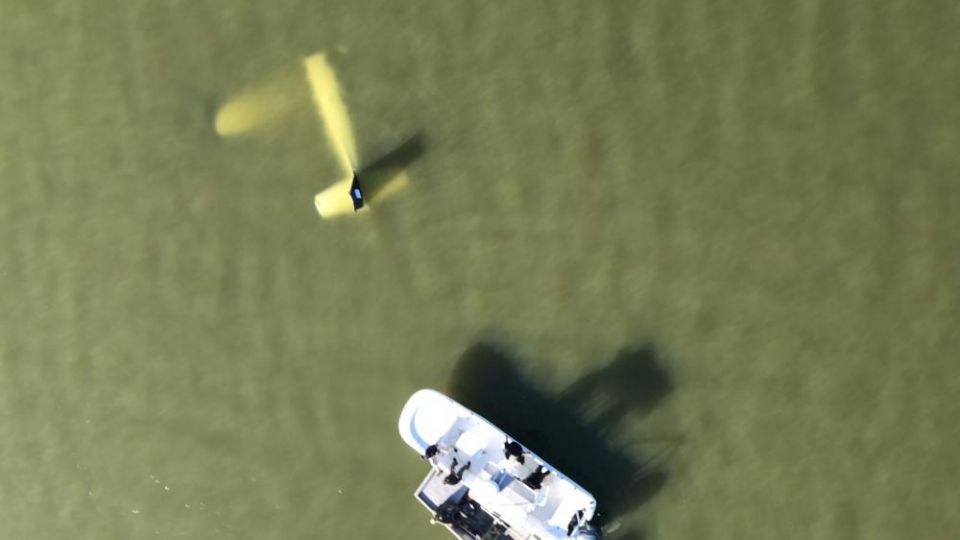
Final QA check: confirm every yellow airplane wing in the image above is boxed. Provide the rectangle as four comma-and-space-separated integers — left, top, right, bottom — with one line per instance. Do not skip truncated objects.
303, 53, 359, 176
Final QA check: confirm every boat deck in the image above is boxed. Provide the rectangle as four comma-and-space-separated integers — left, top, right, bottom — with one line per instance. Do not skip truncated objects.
400, 389, 599, 540
414, 415, 590, 539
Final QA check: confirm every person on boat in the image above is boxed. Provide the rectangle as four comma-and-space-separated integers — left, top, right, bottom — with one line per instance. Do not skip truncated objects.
423, 440, 459, 468
523, 465, 551, 490
504, 440, 525, 464
431, 502, 460, 525
422, 444, 439, 461
443, 458, 472, 485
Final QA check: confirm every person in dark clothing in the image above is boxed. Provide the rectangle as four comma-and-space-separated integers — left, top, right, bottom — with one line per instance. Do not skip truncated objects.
443, 458, 472, 485
433, 502, 460, 525
503, 440, 525, 464
422, 444, 439, 461
523, 465, 551, 490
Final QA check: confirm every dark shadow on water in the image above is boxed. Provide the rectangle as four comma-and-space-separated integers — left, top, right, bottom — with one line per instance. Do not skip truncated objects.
357, 132, 426, 201
557, 347, 673, 436
447, 342, 676, 530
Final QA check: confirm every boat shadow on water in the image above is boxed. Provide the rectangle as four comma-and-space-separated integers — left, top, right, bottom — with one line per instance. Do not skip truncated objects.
447, 342, 677, 539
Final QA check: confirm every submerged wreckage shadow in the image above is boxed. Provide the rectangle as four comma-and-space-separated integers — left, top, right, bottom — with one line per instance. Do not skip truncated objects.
447, 343, 675, 530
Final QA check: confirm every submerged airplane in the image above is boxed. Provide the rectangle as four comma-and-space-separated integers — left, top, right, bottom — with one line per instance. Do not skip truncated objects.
302, 52, 366, 218
215, 51, 409, 219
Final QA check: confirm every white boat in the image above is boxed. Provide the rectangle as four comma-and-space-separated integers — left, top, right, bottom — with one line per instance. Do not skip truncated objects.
399, 389, 602, 539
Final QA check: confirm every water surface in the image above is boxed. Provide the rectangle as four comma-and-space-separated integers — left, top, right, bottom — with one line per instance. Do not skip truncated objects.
1, 1, 958, 538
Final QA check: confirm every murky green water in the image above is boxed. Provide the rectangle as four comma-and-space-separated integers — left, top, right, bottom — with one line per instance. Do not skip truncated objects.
1, 1, 958, 539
